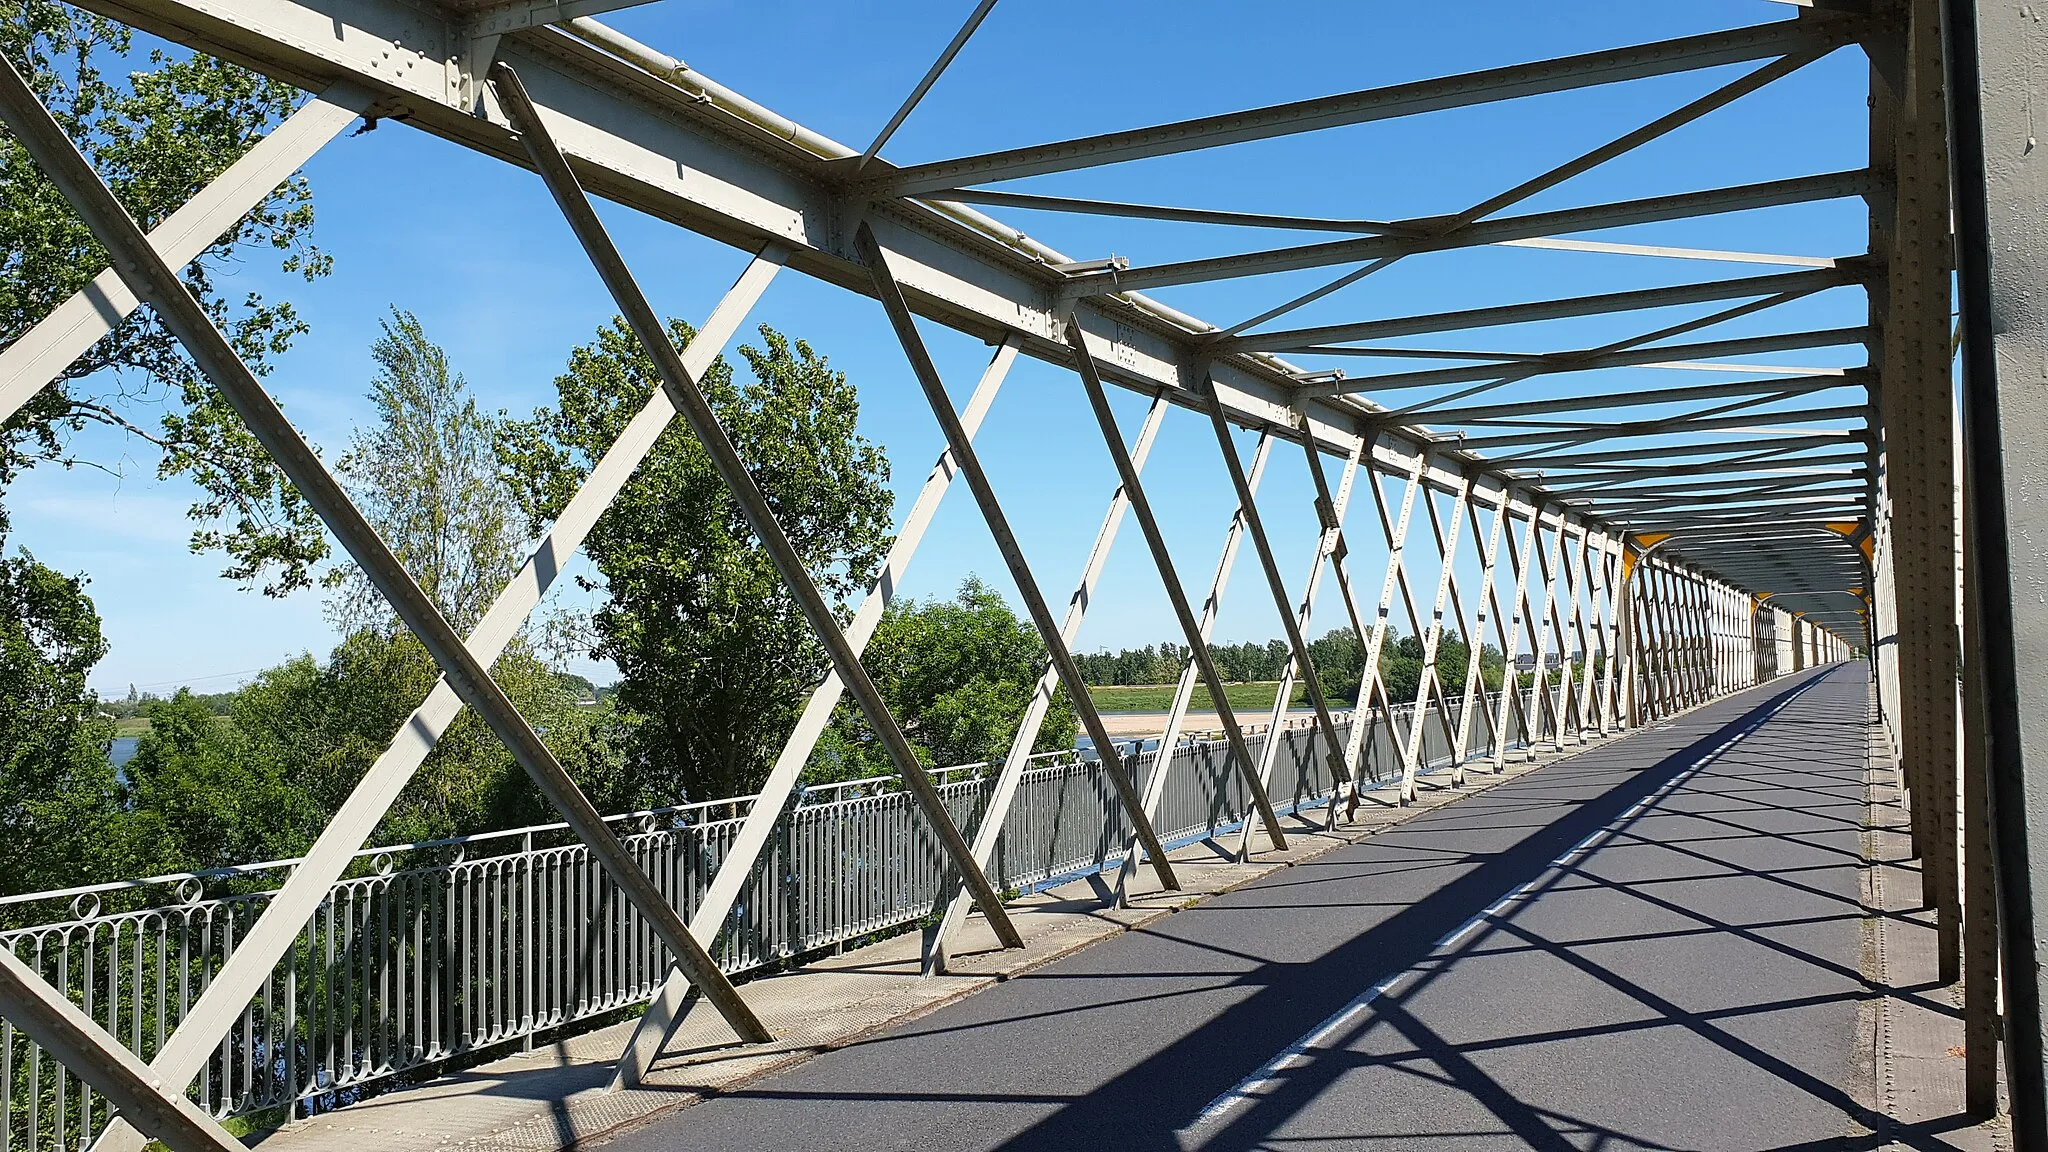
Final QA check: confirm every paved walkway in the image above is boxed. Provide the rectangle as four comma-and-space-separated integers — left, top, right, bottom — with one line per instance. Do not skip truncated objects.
591, 668, 1936, 1150
253, 691, 1580, 1152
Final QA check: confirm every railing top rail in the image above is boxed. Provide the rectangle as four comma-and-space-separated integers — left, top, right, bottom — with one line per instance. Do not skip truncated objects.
0, 790, 753, 909
3, 703, 1386, 910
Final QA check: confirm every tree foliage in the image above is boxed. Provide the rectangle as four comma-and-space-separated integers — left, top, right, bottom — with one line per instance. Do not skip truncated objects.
1305, 627, 1504, 704
1, 0, 331, 595
0, 316, 619, 902
0, 516, 121, 895
1074, 643, 1189, 687
115, 635, 605, 878
1075, 628, 1507, 708
500, 318, 893, 804
813, 577, 1075, 782
330, 309, 523, 635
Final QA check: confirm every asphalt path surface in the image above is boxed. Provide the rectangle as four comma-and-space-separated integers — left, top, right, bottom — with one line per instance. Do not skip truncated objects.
605, 666, 1874, 1150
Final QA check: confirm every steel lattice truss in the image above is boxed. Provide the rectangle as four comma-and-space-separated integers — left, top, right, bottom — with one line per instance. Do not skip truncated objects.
0, 2, 1879, 1149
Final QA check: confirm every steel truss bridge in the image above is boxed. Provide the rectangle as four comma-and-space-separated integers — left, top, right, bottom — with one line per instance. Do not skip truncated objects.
2, 0, 2041, 1146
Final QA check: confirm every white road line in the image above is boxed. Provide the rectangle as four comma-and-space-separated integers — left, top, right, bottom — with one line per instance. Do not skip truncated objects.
1177, 671, 1836, 1138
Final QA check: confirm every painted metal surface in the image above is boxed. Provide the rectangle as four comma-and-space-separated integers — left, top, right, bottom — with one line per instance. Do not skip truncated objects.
0, 0, 1913, 1143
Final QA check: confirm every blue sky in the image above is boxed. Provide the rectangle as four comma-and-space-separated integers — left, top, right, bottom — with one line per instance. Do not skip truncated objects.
3, 0, 1870, 696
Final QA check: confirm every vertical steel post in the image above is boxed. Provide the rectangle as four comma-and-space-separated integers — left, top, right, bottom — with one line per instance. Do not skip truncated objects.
1412, 476, 1470, 749
1362, 459, 1465, 760
1677, 571, 1703, 704
616, 335, 1015, 1086
1300, 432, 1432, 811
1397, 476, 1472, 801
858, 229, 1178, 901
495, 70, 1024, 952
1557, 525, 1592, 741
1063, 333, 1292, 854
1694, 577, 1708, 697
1525, 514, 1568, 747
1349, 454, 1428, 784
1947, 0, 2041, 1088
1113, 436, 1277, 900
1653, 565, 1686, 712
1684, 573, 1702, 701
1714, 584, 1728, 691
1493, 501, 1542, 764
1673, 570, 1695, 704
927, 391, 1173, 971
1593, 534, 1623, 730
1233, 435, 1363, 855
1685, 573, 1709, 702
1572, 528, 1604, 733
1698, 577, 1718, 697
1630, 560, 1654, 720
1641, 562, 1671, 718
1201, 388, 1355, 819
1310, 451, 1411, 797
1453, 486, 1510, 770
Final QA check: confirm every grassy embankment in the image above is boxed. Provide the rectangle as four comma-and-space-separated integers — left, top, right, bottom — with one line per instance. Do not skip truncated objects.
1088, 680, 1357, 713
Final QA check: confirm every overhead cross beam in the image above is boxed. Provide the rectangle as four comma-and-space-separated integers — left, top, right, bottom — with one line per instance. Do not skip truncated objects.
1530, 450, 1870, 483
1317, 329, 1867, 400
1503, 430, 1866, 470
1355, 291, 1839, 433
1450, 404, 1870, 453
1069, 171, 1865, 298
1231, 266, 1862, 353
1390, 371, 1860, 425
855, 16, 1863, 195
1195, 48, 1849, 337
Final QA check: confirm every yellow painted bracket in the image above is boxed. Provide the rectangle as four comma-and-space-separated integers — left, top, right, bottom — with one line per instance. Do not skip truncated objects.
1824, 519, 1875, 566
1621, 532, 1672, 585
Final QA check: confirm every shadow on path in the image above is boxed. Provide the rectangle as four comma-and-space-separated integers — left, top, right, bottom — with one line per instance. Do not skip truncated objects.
604, 668, 1957, 1152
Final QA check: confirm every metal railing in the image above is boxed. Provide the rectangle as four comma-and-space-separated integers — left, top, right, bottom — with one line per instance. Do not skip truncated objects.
1, 698, 1526, 1147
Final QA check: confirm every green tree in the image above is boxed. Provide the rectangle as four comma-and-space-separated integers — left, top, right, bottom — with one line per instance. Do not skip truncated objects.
1308, 628, 1363, 702
813, 577, 1076, 782
330, 309, 522, 635
2, 1, 331, 594
111, 313, 630, 877
0, 516, 121, 898
119, 687, 317, 874
500, 319, 893, 804
302, 313, 609, 841
113, 635, 613, 873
